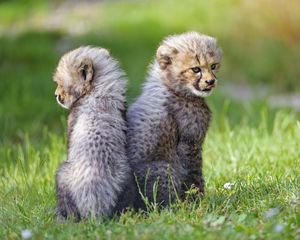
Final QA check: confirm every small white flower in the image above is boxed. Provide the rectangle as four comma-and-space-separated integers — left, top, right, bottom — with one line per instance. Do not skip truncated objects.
290, 196, 299, 205
274, 223, 284, 233
106, 230, 112, 236
21, 229, 32, 239
264, 208, 280, 218
223, 182, 234, 190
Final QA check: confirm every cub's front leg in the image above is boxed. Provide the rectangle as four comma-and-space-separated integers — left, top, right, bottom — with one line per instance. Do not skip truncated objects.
56, 163, 81, 221
177, 140, 205, 196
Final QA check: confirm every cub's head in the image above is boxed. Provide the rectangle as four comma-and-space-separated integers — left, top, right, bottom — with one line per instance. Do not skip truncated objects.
53, 46, 109, 109
156, 32, 222, 97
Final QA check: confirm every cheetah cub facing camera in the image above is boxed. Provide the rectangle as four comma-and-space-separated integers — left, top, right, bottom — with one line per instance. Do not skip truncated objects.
127, 32, 222, 209
54, 46, 134, 220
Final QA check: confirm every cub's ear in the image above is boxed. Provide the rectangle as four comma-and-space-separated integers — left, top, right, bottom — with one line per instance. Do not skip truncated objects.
78, 57, 93, 82
99, 48, 110, 57
156, 45, 178, 70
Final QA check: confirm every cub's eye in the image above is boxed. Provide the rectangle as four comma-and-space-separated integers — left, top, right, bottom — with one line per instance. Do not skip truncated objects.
191, 67, 201, 73
211, 63, 218, 70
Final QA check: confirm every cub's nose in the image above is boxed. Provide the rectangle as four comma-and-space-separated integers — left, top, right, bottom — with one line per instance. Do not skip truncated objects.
205, 79, 215, 85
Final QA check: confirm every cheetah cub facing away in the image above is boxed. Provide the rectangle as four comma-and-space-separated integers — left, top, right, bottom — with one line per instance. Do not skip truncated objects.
54, 46, 134, 220
127, 32, 222, 209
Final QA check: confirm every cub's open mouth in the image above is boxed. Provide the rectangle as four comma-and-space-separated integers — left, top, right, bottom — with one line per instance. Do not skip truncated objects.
202, 88, 212, 92
202, 85, 216, 92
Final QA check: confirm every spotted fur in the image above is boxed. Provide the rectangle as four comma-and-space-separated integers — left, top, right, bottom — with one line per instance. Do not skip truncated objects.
54, 46, 135, 220
127, 32, 222, 209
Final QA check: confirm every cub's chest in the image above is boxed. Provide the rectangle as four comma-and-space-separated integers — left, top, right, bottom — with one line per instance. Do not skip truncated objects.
172, 100, 211, 142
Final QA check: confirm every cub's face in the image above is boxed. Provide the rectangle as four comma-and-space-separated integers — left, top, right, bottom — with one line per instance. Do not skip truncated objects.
156, 36, 222, 97
53, 55, 94, 109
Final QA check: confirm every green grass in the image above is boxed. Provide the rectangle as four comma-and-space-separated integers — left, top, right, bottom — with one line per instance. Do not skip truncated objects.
1, 108, 299, 239
0, 0, 300, 239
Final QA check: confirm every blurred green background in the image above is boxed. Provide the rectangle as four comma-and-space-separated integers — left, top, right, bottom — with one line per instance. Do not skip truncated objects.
0, 0, 299, 141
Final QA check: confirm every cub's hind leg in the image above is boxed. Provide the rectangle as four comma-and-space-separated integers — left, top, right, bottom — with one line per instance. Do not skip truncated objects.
133, 161, 185, 210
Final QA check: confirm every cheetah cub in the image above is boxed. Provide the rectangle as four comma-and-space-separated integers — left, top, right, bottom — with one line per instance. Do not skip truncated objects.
54, 46, 134, 220
127, 32, 222, 209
